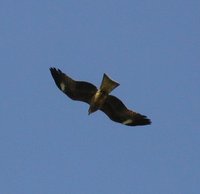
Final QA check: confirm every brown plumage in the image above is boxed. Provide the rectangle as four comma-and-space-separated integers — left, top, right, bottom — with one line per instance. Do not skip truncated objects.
50, 67, 151, 126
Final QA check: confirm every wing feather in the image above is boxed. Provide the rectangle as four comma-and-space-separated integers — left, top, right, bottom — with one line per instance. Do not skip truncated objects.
101, 95, 151, 126
50, 68, 97, 104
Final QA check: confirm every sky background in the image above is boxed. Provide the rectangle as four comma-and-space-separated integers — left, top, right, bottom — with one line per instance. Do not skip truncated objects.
0, 0, 200, 193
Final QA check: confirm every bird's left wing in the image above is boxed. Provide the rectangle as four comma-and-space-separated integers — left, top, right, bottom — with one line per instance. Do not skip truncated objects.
100, 95, 151, 126
50, 68, 97, 104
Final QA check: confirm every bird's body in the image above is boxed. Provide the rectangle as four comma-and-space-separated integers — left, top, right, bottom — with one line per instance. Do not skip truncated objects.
89, 90, 108, 114
88, 73, 119, 114
50, 67, 151, 126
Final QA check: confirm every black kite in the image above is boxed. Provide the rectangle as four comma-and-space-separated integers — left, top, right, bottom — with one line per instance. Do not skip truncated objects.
50, 68, 151, 126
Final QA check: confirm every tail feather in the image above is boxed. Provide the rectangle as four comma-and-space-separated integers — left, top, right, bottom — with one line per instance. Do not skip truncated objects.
100, 74, 119, 94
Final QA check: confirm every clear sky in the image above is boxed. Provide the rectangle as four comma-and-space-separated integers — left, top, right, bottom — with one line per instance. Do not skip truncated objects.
0, 0, 199, 193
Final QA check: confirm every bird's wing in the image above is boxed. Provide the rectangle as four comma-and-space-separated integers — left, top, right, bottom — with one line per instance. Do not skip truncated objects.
100, 95, 151, 126
50, 68, 97, 104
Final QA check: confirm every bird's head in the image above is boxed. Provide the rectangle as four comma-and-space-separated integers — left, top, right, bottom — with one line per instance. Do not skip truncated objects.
88, 105, 98, 115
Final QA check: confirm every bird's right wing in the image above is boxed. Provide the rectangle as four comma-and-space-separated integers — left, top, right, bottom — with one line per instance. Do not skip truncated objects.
50, 68, 97, 104
100, 95, 151, 126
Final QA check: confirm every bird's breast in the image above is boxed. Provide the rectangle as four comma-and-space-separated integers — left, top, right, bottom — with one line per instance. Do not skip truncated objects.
91, 90, 108, 108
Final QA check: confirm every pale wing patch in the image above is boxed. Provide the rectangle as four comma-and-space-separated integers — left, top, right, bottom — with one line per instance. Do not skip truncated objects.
123, 119, 133, 125
60, 82, 66, 91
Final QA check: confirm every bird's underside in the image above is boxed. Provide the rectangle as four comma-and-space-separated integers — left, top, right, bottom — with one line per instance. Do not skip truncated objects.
50, 67, 151, 126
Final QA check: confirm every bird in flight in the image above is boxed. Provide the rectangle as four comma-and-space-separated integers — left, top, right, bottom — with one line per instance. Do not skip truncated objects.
50, 67, 151, 126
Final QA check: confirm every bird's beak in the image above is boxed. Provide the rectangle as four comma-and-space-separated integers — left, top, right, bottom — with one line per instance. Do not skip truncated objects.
88, 106, 95, 115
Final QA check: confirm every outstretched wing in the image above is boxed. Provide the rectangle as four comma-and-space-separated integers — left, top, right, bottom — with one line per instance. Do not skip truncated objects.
50, 68, 97, 104
101, 95, 151, 126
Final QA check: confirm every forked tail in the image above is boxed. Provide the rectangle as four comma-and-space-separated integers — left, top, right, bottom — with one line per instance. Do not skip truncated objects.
100, 73, 120, 94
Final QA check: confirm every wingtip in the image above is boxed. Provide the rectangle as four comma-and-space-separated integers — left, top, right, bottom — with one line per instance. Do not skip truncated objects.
139, 115, 151, 126
49, 67, 60, 72
49, 66, 56, 70
49, 67, 63, 76
125, 114, 151, 126
49, 67, 57, 75
144, 118, 152, 125
49, 67, 64, 89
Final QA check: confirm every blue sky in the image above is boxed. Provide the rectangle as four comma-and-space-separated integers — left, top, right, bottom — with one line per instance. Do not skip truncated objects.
0, 0, 199, 193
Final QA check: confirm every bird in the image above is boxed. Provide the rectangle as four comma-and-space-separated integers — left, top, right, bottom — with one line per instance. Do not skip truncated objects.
50, 67, 151, 126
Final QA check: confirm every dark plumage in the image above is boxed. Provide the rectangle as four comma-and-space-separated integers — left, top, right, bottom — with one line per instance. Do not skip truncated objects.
50, 67, 151, 126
